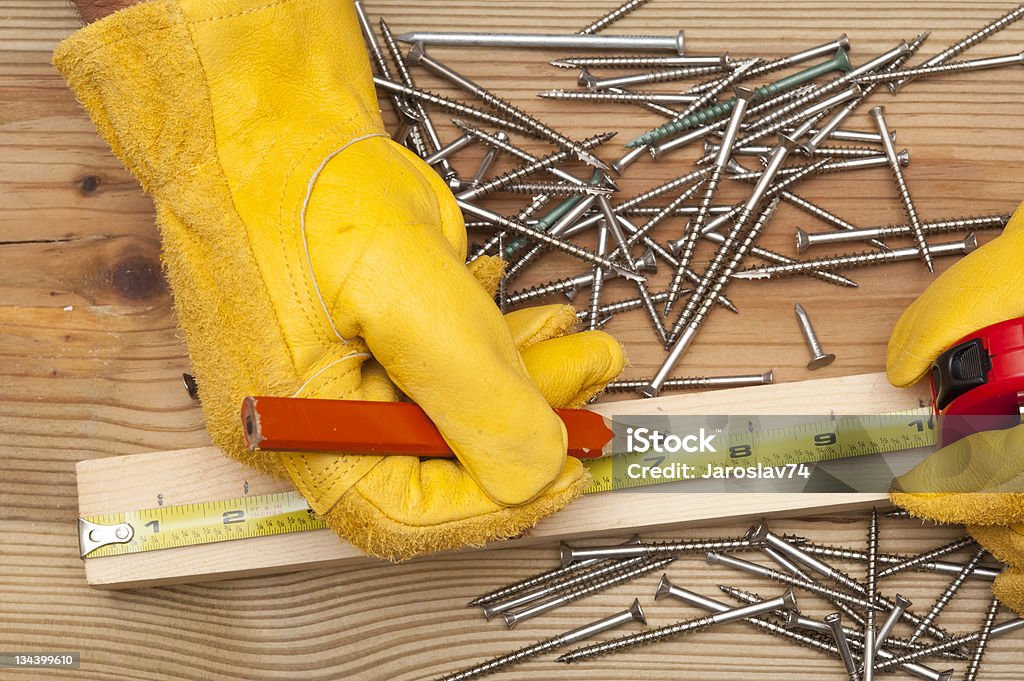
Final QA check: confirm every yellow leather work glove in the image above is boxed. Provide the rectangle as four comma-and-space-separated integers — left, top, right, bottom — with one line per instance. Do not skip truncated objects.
888, 201, 1024, 613
54, 0, 624, 561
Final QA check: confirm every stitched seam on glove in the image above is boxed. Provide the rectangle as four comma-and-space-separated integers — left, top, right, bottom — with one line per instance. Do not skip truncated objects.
300, 133, 389, 347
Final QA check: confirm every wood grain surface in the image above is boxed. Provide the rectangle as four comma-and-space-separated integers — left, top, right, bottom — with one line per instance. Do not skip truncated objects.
2, 0, 1023, 679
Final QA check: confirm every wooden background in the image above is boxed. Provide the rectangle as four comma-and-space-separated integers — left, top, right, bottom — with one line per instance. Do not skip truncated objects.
2, 0, 1023, 678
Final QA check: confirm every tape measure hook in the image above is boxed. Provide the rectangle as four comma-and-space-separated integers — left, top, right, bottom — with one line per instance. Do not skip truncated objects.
78, 517, 134, 558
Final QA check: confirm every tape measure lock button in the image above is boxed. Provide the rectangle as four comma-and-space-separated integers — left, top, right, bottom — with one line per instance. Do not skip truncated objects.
932, 337, 991, 411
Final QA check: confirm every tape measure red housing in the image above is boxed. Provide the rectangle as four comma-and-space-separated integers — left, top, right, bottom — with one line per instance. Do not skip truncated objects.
931, 316, 1024, 447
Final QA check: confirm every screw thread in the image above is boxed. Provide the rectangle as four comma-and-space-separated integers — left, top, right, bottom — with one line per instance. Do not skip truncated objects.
578, 290, 669, 319
440, 635, 564, 680
596, 64, 730, 89
888, 159, 932, 268
505, 274, 590, 305
374, 78, 534, 137
556, 55, 725, 68
577, 0, 651, 34
560, 614, 716, 662
468, 560, 592, 607
540, 89, 695, 104
876, 536, 977, 578
875, 632, 979, 672
737, 243, 933, 278
910, 548, 987, 643
898, 4, 1024, 92
624, 181, 706, 251
503, 182, 603, 197
964, 596, 1001, 681
619, 167, 710, 211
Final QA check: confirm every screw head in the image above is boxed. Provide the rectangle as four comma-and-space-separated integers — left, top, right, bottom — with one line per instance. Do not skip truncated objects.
744, 520, 769, 543
794, 227, 811, 254
655, 574, 673, 601
807, 352, 837, 371
559, 541, 574, 566
630, 598, 647, 624
406, 42, 426, 64
578, 69, 598, 89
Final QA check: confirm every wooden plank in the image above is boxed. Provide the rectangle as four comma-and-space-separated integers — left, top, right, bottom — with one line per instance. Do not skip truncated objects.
78, 372, 928, 588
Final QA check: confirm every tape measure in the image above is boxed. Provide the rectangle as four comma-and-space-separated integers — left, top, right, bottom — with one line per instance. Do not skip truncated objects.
582, 407, 935, 493
79, 408, 934, 559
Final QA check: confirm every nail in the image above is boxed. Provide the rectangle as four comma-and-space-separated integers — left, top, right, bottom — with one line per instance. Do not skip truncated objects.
795, 304, 836, 370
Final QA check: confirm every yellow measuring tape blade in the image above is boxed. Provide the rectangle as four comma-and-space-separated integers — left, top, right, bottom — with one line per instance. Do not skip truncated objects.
81, 407, 935, 558
582, 407, 935, 493
81, 491, 327, 558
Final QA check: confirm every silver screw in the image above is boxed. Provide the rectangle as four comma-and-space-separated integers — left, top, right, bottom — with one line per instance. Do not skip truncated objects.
664, 85, 759, 315
502, 181, 611, 197
876, 536, 979, 579
407, 44, 610, 171
438, 600, 646, 680
779, 190, 889, 251
762, 545, 867, 627
706, 140, 881, 160
586, 224, 610, 330
734, 234, 978, 281
467, 535, 641, 607
876, 594, 913, 658
796, 213, 1010, 251
722, 586, 956, 681
482, 553, 646, 620
458, 133, 614, 201
727, 151, 907, 182
801, 541, 1001, 581
577, 0, 652, 35
505, 268, 619, 307
963, 595, 1002, 681
557, 588, 797, 663
501, 556, 674, 628
605, 372, 774, 392
561, 534, 767, 563
870, 106, 934, 272
748, 520, 869, 595
582, 63, 731, 91
394, 29, 687, 54
826, 613, 862, 681
537, 89, 700, 105
857, 51, 1024, 85
574, 289, 672, 320
422, 134, 476, 165
689, 34, 851, 95
373, 76, 533, 137
908, 548, 988, 644
804, 30, 930, 153
645, 198, 776, 395
891, 4, 1024, 92
863, 508, 880, 681
468, 131, 505, 188
551, 54, 728, 69
377, 19, 459, 184
451, 120, 599, 187
457, 201, 642, 282
707, 551, 879, 611
353, 2, 424, 128
738, 41, 909, 145
794, 303, 835, 371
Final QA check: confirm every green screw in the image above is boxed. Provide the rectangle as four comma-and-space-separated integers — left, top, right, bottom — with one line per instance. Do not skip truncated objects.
627, 48, 852, 147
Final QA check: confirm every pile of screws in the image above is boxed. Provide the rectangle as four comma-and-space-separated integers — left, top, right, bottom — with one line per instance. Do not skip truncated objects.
438, 510, 1018, 680
356, 0, 1023, 399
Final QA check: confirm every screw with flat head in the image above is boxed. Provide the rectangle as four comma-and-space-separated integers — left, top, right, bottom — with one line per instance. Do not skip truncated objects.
908, 548, 988, 644
826, 613, 861, 681
870, 106, 933, 272
963, 595, 1002, 681
467, 535, 641, 608
438, 600, 646, 681
796, 213, 1010, 252
605, 372, 774, 393
576, 0, 652, 35
501, 556, 674, 628
557, 588, 797, 663
795, 304, 835, 370
407, 44, 610, 171
877, 594, 913, 658
891, 4, 1024, 92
